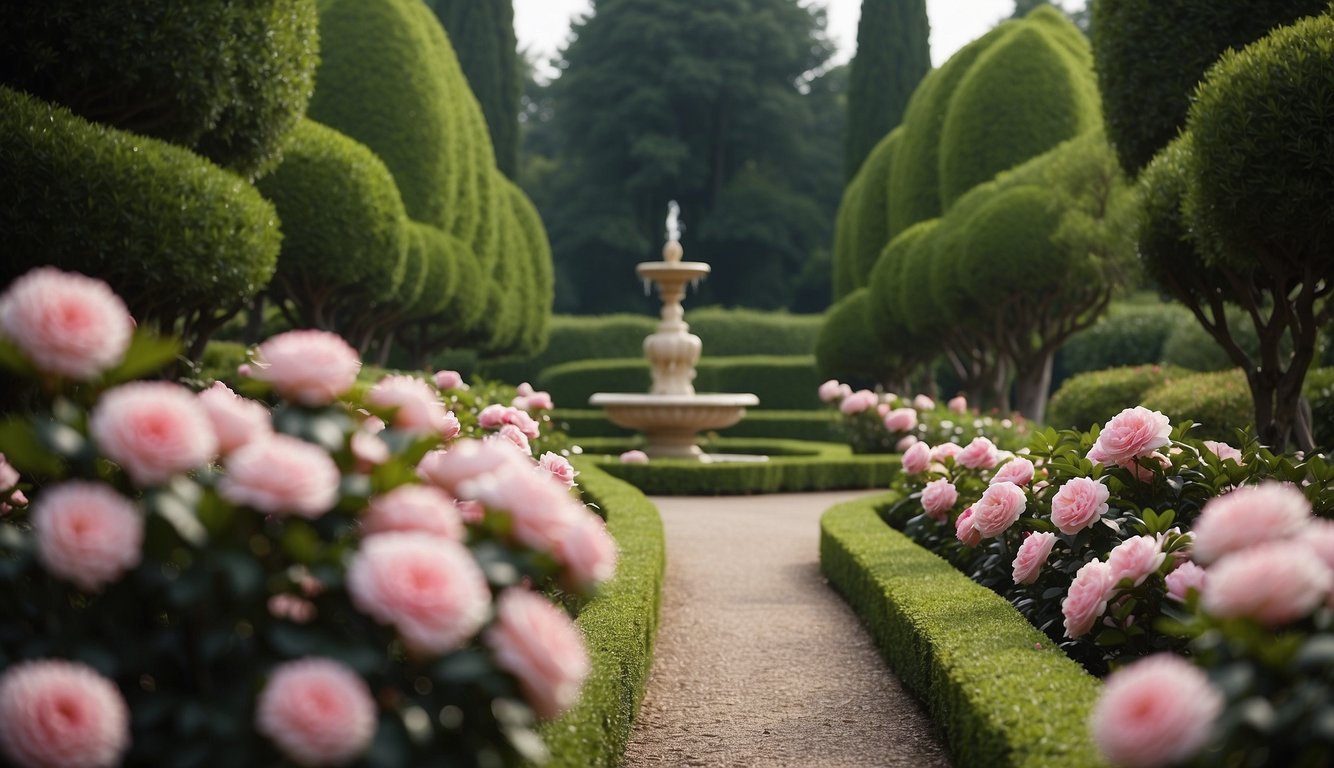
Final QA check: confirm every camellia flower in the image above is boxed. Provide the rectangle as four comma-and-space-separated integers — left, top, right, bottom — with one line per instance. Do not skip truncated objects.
990, 457, 1035, 487
1050, 477, 1110, 535
1201, 440, 1243, 465
362, 484, 464, 541
367, 374, 452, 436
514, 389, 555, 412
458, 464, 583, 553
0, 266, 134, 380
556, 513, 618, 591
485, 589, 591, 719
1201, 540, 1332, 626
931, 442, 963, 463
912, 394, 935, 411
1165, 561, 1206, 602
956, 436, 999, 470
920, 479, 958, 521
251, 330, 360, 406
969, 481, 1026, 538
817, 379, 843, 402
947, 396, 968, 414
839, 389, 878, 415
883, 407, 918, 433
433, 369, 468, 391
255, 658, 376, 767
0, 659, 130, 768
955, 507, 982, 547
1091, 653, 1222, 768
1190, 482, 1311, 564
219, 434, 341, 519
418, 439, 529, 495
488, 423, 532, 455
1087, 406, 1171, 468
197, 381, 271, 455
901, 441, 931, 475
90, 381, 219, 486
1012, 532, 1057, 585
1063, 560, 1114, 638
539, 452, 579, 488
346, 532, 491, 656
619, 450, 649, 465
31, 481, 143, 593
1106, 536, 1166, 588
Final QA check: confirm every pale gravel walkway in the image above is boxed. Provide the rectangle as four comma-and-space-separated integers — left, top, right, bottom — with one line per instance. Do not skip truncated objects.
622, 491, 951, 768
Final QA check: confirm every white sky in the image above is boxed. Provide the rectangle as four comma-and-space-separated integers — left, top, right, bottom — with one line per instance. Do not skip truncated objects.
514, 0, 1088, 80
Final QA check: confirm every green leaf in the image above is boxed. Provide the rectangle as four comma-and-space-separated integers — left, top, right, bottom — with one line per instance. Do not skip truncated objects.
0, 338, 37, 377
0, 418, 66, 477
104, 331, 182, 382
147, 488, 208, 547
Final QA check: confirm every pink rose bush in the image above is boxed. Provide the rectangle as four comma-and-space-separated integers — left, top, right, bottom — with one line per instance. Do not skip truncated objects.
1091, 654, 1222, 768
0, 269, 611, 765
818, 379, 1029, 454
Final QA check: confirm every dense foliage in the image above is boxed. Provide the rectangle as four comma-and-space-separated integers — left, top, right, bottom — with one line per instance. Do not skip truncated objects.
843, 0, 929, 181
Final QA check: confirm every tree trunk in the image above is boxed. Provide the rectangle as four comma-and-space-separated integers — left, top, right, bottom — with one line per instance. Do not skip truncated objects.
1013, 352, 1054, 423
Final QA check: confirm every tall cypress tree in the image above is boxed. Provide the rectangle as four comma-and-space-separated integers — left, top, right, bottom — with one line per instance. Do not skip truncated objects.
430, 0, 521, 178
843, 0, 931, 181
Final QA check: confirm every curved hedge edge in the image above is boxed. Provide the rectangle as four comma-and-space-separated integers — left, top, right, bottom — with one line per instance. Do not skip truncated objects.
541, 460, 665, 767
578, 438, 900, 495
819, 499, 1107, 768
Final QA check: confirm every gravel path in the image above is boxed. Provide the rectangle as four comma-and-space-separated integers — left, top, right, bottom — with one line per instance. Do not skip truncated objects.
621, 491, 951, 768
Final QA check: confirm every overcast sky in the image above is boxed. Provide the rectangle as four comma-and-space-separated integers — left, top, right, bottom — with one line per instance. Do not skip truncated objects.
513, 0, 1088, 80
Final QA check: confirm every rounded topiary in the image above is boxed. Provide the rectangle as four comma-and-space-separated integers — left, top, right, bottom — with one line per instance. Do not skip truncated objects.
833, 128, 901, 299
832, 171, 867, 301
1053, 302, 1194, 385
256, 119, 409, 328
506, 181, 556, 357
1046, 364, 1183, 432
0, 86, 279, 332
1141, 368, 1254, 442
954, 184, 1066, 302
0, 0, 318, 178
816, 288, 894, 384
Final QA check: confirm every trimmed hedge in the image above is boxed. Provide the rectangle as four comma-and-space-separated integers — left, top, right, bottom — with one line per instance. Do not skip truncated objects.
583, 438, 900, 495
536, 356, 823, 411
1304, 367, 1334, 450
1141, 368, 1253, 442
542, 460, 665, 767
820, 498, 1105, 768
1046, 365, 1184, 432
1052, 301, 1192, 388
551, 409, 841, 442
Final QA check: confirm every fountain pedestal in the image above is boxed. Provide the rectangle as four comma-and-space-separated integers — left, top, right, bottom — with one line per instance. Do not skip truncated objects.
590, 217, 759, 460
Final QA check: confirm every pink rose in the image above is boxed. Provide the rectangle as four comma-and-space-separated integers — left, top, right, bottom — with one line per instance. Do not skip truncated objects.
489, 423, 532, 455
514, 391, 554, 411
362, 485, 463, 541
367, 374, 451, 436
1201, 541, 1332, 626
969, 481, 1026, 538
346, 532, 491, 655
947, 396, 968, 414
955, 507, 982, 547
485, 589, 591, 719
268, 594, 317, 623
1091, 654, 1222, 768
818, 379, 843, 403
255, 658, 376, 767
556, 513, 618, 591
539, 452, 579, 488
350, 430, 390, 468
0, 267, 133, 380
433, 369, 468, 391
90, 381, 218, 486
197, 381, 271, 455
920, 478, 958, 521
478, 404, 541, 439
1062, 560, 1114, 638
1190, 482, 1311, 565
458, 465, 584, 553
931, 442, 963, 463
1012, 531, 1057, 585
901, 441, 931, 474
1050, 477, 1110, 535
1088, 406, 1171, 467
456, 499, 486, 525
619, 450, 649, 464
1165, 561, 1206, 602
516, 382, 535, 397
990, 457, 1035, 487
1202, 440, 1243, 464
839, 390, 877, 415
0, 659, 130, 768
32, 482, 143, 593
883, 407, 917, 433
956, 436, 999, 470
252, 330, 360, 406
1106, 536, 1166, 588
219, 434, 341, 518
913, 394, 935, 410
477, 404, 511, 429
417, 439, 527, 495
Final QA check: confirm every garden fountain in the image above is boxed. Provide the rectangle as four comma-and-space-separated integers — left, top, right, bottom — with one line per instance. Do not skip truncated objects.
589, 202, 759, 459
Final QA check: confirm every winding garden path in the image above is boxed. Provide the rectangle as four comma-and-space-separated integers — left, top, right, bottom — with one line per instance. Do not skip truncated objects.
622, 490, 951, 767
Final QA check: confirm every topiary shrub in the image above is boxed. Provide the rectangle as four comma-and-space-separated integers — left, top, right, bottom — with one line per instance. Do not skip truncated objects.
1052, 301, 1194, 387
1141, 368, 1254, 442
1046, 364, 1184, 432
833, 128, 902, 299
0, 86, 280, 346
688, 309, 824, 357
0, 0, 318, 178
816, 288, 895, 387
256, 119, 408, 334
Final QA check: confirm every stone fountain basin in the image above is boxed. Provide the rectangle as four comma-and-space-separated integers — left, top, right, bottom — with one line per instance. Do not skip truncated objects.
589, 392, 760, 459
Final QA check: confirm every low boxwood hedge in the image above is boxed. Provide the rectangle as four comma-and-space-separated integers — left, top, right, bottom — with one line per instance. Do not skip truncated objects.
820, 497, 1105, 768
1046, 364, 1185, 432
551, 408, 841, 442
536, 355, 822, 411
543, 459, 665, 767
580, 438, 900, 495
1141, 368, 1253, 442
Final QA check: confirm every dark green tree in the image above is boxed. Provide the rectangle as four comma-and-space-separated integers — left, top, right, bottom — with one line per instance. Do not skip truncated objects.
843, 0, 930, 181
525, 0, 842, 314
1090, 0, 1325, 176
429, 0, 522, 179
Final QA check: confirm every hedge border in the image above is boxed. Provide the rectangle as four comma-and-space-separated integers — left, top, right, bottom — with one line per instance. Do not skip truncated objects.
578, 437, 900, 495
819, 497, 1107, 768
542, 459, 665, 767
551, 408, 841, 442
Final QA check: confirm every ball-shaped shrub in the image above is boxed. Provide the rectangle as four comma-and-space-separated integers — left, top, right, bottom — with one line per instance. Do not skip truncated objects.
1053, 302, 1193, 385
1141, 369, 1254, 442
1047, 365, 1184, 432
816, 288, 895, 384
834, 128, 901, 299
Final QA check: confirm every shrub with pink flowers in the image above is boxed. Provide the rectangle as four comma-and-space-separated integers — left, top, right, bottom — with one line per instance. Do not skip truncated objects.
885, 402, 1334, 765
816, 379, 1031, 455
0, 268, 613, 767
